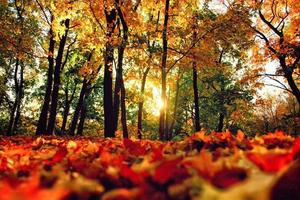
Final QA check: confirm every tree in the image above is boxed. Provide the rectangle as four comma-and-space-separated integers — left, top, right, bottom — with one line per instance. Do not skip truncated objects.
69, 51, 101, 135
0, 0, 38, 135
35, 13, 55, 135
234, 0, 300, 106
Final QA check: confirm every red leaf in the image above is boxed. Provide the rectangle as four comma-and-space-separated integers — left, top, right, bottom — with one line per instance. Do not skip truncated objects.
246, 152, 293, 173
211, 168, 247, 188
124, 139, 146, 156
151, 146, 164, 162
292, 138, 300, 158
120, 165, 144, 185
46, 147, 68, 165
154, 157, 185, 184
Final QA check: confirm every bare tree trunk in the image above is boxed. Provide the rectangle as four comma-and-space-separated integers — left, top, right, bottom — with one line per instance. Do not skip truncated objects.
192, 61, 200, 132
165, 89, 171, 140
168, 70, 181, 138
13, 63, 24, 134
47, 19, 70, 134
217, 113, 224, 132
69, 79, 87, 135
114, 0, 129, 138
120, 76, 128, 138
77, 96, 87, 136
36, 17, 55, 135
61, 103, 70, 134
103, 7, 117, 138
112, 71, 121, 133
76, 81, 94, 136
279, 57, 300, 106
159, 0, 170, 140
7, 58, 20, 136
137, 67, 150, 139
61, 85, 76, 134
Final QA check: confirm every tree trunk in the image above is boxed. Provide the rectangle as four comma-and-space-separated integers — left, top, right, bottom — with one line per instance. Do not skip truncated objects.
279, 57, 300, 106
112, 71, 121, 133
165, 89, 171, 140
137, 67, 150, 139
103, 8, 117, 138
61, 103, 70, 134
217, 113, 224, 132
61, 85, 76, 134
159, 0, 170, 140
168, 70, 181, 139
116, 35, 128, 138
192, 61, 201, 132
120, 76, 128, 138
7, 58, 20, 136
69, 79, 87, 135
36, 17, 55, 135
113, 0, 129, 138
13, 63, 24, 134
77, 98, 87, 136
47, 19, 70, 134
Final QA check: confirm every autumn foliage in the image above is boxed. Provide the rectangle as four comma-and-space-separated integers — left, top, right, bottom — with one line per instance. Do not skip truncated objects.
0, 131, 300, 200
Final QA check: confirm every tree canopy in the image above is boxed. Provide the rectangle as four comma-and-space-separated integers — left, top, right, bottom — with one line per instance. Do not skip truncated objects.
0, 0, 299, 138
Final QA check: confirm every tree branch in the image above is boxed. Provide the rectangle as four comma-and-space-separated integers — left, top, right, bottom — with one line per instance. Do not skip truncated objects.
264, 75, 292, 93
61, 35, 77, 71
89, 0, 105, 32
252, 27, 278, 55
258, 7, 283, 37
35, 0, 51, 26
257, 73, 284, 77
264, 83, 293, 94
167, 25, 221, 73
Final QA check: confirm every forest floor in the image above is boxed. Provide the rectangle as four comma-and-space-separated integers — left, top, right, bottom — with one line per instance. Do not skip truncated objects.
0, 131, 299, 200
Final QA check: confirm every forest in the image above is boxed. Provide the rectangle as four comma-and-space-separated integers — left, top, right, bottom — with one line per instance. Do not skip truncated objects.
0, 0, 300, 199
0, 0, 298, 138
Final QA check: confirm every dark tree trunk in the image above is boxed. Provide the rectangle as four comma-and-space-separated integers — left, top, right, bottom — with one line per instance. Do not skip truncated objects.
120, 76, 128, 138
111, 0, 129, 138
76, 82, 94, 136
192, 61, 201, 132
13, 63, 24, 134
116, 34, 129, 138
47, 19, 70, 134
61, 85, 76, 134
7, 60, 24, 136
61, 87, 69, 134
112, 71, 121, 133
159, 0, 170, 140
165, 89, 171, 139
7, 1, 25, 136
7, 59, 20, 136
36, 17, 55, 135
69, 79, 88, 135
217, 113, 224, 132
168, 70, 181, 139
137, 67, 150, 139
103, 8, 117, 138
61, 102, 70, 134
159, 70, 167, 140
279, 57, 300, 106
77, 98, 87, 136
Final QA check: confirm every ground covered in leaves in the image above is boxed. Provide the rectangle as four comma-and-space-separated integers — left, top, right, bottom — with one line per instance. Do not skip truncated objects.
0, 131, 300, 200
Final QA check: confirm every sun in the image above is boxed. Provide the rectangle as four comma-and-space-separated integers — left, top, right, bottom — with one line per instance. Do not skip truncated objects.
151, 86, 164, 116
